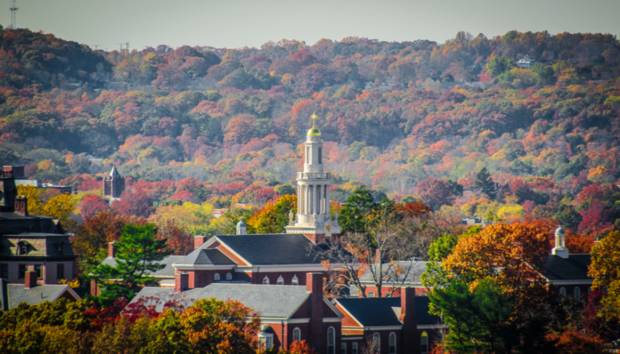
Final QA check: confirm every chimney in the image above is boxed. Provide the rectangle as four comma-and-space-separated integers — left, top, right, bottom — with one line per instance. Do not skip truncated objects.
108, 241, 116, 257
25, 268, 37, 288
236, 220, 247, 235
14, 195, 28, 216
400, 287, 415, 322
306, 272, 324, 351
0, 279, 8, 311
400, 287, 418, 354
551, 226, 569, 259
194, 235, 207, 250
175, 272, 189, 292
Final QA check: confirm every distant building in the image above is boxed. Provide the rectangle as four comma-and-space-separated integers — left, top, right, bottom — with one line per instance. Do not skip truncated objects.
539, 226, 592, 303
1, 166, 77, 285
516, 55, 534, 68
7, 165, 73, 194
103, 165, 125, 201
131, 273, 342, 353
0, 276, 80, 310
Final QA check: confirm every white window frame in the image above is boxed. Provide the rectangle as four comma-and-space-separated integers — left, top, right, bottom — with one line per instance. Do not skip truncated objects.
213, 272, 220, 281
277, 275, 285, 285
420, 331, 429, 354
574, 286, 581, 301
327, 326, 336, 354
388, 332, 397, 354
225, 272, 232, 281
292, 327, 302, 342
262, 276, 270, 284
291, 274, 299, 285
259, 333, 274, 351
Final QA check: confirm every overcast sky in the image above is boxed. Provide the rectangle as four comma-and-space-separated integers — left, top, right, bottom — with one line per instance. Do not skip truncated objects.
4, 0, 620, 50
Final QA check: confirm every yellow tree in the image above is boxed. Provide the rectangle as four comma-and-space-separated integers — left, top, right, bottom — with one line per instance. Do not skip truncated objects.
16, 185, 44, 215
589, 230, 620, 321
42, 193, 79, 224
247, 195, 296, 233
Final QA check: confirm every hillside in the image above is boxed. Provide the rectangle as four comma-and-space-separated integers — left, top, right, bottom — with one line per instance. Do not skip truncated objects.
1, 28, 619, 231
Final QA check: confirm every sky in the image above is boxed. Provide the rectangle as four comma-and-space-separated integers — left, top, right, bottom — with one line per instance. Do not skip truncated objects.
3, 0, 620, 50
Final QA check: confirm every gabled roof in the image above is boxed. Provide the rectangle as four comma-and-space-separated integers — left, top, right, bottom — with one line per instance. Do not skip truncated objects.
0, 280, 80, 310
541, 254, 591, 282
336, 297, 402, 327
213, 234, 324, 265
359, 261, 428, 285
131, 283, 311, 320
181, 248, 235, 266
102, 254, 189, 277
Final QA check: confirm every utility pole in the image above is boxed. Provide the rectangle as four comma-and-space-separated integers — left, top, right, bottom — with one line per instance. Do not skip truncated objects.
9, 0, 18, 29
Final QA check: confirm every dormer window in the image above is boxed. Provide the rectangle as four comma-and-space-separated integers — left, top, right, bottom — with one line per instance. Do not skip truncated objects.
17, 241, 29, 256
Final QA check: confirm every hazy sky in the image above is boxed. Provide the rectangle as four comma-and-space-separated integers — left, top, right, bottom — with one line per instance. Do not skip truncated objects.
4, 0, 620, 50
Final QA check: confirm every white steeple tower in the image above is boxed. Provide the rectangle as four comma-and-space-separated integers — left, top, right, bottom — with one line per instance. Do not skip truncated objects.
551, 226, 569, 258
286, 113, 340, 243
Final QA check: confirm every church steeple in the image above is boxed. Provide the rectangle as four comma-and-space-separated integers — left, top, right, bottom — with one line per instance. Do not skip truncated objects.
286, 113, 340, 243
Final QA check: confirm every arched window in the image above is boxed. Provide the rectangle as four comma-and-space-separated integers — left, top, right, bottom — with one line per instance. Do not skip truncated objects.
291, 275, 299, 285
213, 272, 220, 281
327, 326, 336, 354
225, 272, 232, 281
372, 333, 381, 354
277, 275, 284, 285
262, 276, 270, 284
292, 327, 302, 342
420, 331, 429, 354
559, 286, 566, 296
574, 286, 581, 301
388, 332, 397, 354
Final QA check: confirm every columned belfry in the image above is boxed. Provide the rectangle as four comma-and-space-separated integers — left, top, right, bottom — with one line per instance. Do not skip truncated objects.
286, 113, 340, 243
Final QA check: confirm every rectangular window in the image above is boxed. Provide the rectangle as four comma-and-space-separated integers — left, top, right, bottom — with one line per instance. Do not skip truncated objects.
0, 263, 8, 279
318, 147, 322, 164
57, 263, 65, 279
351, 342, 359, 354
341, 342, 347, 354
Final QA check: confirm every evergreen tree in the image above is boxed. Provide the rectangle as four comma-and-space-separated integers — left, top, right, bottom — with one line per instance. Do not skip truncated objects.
92, 224, 169, 303
475, 167, 497, 199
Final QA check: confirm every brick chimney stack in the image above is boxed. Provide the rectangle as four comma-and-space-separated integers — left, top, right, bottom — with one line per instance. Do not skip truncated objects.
306, 272, 324, 352
175, 272, 189, 292
193, 235, 207, 250
400, 287, 418, 353
108, 241, 116, 257
25, 268, 37, 288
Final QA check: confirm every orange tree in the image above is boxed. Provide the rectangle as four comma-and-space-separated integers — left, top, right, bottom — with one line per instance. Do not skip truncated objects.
426, 222, 562, 352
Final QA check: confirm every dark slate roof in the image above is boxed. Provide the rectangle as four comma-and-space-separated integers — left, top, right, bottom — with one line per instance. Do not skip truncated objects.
131, 283, 310, 319
359, 261, 428, 285
214, 234, 323, 265
102, 255, 188, 277
0, 280, 80, 309
541, 254, 591, 281
181, 248, 236, 266
337, 297, 402, 327
412, 296, 443, 326
0, 212, 62, 235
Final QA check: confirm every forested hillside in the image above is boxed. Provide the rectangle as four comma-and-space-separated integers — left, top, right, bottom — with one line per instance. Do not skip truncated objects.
1, 27, 619, 233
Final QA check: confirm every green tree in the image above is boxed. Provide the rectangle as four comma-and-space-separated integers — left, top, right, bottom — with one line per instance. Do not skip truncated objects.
91, 224, 169, 302
475, 167, 497, 199
338, 186, 387, 233
428, 277, 515, 353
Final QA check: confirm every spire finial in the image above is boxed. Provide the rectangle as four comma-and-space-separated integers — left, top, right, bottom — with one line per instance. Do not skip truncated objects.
311, 112, 319, 129
307, 113, 321, 137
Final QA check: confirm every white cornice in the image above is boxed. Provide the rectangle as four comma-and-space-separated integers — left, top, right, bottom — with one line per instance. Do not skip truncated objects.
172, 264, 235, 270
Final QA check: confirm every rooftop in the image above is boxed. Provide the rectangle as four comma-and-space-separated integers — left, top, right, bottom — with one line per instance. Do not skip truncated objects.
541, 254, 591, 282
213, 234, 325, 265
0, 280, 80, 310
